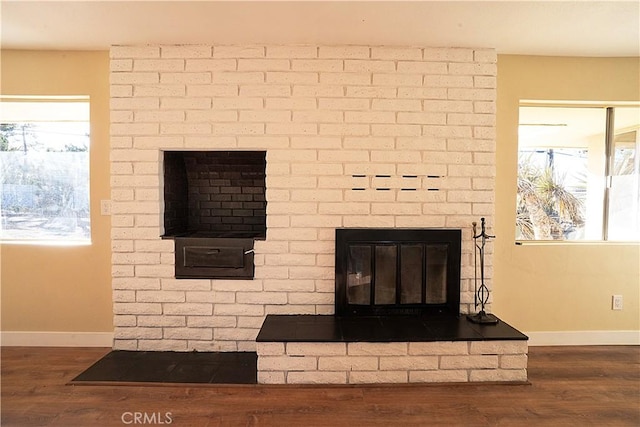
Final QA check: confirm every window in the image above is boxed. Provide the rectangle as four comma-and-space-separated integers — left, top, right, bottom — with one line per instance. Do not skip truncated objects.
0, 97, 91, 243
517, 104, 639, 242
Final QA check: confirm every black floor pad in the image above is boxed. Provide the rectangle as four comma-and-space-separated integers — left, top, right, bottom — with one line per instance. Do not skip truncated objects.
70, 351, 257, 385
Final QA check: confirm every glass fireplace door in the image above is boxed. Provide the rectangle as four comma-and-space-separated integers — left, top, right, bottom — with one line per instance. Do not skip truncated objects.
346, 243, 448, 308
347, 245, 372, 305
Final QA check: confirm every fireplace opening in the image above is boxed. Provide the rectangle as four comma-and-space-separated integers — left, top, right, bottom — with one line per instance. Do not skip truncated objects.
162, 150, 266, 279
162, 150, 267, 239
335, 228, 461, 316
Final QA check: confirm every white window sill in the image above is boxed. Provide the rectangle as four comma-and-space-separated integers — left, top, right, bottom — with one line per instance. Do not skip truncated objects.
515, 240, 640, 246
0, 239, 92, 246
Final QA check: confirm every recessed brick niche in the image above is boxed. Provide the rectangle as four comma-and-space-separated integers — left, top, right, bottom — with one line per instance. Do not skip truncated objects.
163, 151, 267, 239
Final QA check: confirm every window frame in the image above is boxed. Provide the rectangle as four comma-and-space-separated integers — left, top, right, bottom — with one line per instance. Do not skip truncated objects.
516, 100, 640, 244
0, 95, 92, 245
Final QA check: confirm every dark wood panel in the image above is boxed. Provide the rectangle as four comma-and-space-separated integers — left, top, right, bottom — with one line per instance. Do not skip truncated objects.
1, 346, 639, 426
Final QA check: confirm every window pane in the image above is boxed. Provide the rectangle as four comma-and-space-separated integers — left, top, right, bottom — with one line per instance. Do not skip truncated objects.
518, 107, 606, 240
608, 107, 640, 241
1, 103, 90, 243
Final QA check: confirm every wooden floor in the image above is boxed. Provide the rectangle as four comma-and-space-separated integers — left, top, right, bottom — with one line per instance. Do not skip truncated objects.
1, 346, 638, 426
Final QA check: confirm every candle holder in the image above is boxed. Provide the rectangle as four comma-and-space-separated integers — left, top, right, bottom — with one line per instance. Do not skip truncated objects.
466, 217, 499, 325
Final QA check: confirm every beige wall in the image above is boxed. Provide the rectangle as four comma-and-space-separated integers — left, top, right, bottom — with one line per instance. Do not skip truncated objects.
0, 50, 113, 332
1, 50, 638, 338
494, 55, 640, 332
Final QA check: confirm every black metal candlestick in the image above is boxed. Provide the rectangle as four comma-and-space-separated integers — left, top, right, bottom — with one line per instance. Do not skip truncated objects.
466, 217, 499, 325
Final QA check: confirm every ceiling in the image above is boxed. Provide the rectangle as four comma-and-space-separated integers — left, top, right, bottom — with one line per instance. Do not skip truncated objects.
1, 1, 639, 56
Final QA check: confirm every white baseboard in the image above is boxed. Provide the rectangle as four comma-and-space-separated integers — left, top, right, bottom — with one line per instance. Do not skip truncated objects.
1, 330, 637, 348
526, 330, 640, 346
1, 331, 113, 347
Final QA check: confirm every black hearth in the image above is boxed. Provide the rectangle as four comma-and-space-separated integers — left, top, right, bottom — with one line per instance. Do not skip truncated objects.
335, 228, 461, 316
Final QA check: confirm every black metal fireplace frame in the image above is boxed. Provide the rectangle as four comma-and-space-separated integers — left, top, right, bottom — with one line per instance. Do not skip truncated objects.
335, 228, 461, 316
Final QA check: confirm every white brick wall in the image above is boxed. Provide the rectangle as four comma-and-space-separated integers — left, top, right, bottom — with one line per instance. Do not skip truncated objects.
256, 340, 527, 384
110, 44, 496, 350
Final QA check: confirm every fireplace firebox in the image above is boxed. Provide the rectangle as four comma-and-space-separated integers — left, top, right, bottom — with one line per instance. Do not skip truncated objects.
335, 228, 461, 316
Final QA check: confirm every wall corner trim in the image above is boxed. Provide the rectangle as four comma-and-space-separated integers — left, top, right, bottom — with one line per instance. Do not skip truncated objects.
0, 331, 114, 347
526, 330, 640, 346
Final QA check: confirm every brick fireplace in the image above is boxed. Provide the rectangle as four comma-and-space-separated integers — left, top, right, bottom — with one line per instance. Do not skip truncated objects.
110, 44, 498, 354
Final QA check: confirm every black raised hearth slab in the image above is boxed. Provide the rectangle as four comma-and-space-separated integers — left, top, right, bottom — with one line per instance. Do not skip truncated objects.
71, 351, 257, 385
256, 314, 527, 343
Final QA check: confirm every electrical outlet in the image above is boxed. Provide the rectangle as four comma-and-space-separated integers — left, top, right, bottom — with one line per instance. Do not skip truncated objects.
100, 200, 112, 216
612, 295, 623, 310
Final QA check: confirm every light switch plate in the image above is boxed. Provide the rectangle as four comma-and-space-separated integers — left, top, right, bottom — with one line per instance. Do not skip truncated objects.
612, 295, 623, 310
100, 200, 112, 216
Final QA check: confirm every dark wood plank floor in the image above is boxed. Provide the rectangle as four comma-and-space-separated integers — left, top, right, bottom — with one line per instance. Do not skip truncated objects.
2, 346, 638, 426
